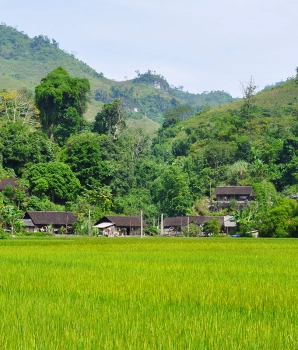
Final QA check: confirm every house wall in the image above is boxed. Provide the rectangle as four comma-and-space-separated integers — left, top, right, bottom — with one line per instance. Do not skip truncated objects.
163, 227, 181, 236
124, 226, 141, 236
101, 226, 142, 236
216, 194, 252, 201
23, 226, 35, 232
210, 201, 250, 212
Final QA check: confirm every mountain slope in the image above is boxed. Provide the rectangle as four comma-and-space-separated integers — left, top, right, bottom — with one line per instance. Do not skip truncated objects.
153, 77, 298, 167
0, 24, 236, 126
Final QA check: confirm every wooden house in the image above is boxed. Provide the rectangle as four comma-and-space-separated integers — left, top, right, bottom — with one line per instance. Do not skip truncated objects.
94, 215, 142, 236
214, 186, 255, 202
162, 216, 225, 236
21, 211, 77, 233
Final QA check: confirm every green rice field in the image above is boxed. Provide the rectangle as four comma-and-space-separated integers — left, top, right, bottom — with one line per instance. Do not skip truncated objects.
0, 237, 297, 349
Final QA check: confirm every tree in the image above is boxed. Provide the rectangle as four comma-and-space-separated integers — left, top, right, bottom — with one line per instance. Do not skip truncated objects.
134, 159, 161, 189
288, 216, 298, 238
0, 122, 57, 176
204, 142, 237, 169
232, 207, 254, 236
60, 133, 123, 189
172, 138, 190, 157
256, 198, 298, 237
113, 188, 158, 220
83, 184, 113, 213
208, 218, 221, 235
118, 128, 150, 161
0, 205, 21, 236
258, 206, 289, 238
162, 105, 193, 128
152, 165, 192, 216
0, 89, 39, 125
226, 161, 249, 185
240, 77, 258, 119
26, 162, 81, 203
93, 99, 126, 138
35, 67, 90, 144
253, 181, 278, 212
1, 184, 26, 209
203, 219, 220, 236
181, 223, 202, 237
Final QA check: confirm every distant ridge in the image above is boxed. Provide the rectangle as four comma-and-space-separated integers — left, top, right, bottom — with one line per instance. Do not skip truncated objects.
0, 24, 236, 125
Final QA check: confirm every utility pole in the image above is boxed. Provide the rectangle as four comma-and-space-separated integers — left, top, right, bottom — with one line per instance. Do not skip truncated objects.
141, 210, 143, 238
161, 213, 163, 236
65, 214, 68, 238
187, 216, 189, 237
88, 209, 91, 237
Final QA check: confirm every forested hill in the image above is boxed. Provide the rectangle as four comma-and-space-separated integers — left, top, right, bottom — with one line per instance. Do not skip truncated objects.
153, 75, 298, 196
0, 24, 235, 124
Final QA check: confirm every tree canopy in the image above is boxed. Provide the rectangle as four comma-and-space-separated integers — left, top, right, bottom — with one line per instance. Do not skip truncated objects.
26, 161, 81, 203
35, 67, 90, 144
93, 99, 126, 138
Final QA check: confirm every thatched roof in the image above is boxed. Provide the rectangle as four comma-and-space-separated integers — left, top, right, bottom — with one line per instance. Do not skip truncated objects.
95, 215, 141, 227
24, 211, 77, 225
163, 216, 224, 228
214, 186, 254, 196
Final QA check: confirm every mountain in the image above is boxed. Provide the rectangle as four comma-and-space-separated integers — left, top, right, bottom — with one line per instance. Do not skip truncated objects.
0, 24, 236, 127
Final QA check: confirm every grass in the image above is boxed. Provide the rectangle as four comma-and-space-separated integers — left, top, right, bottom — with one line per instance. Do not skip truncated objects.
0, 237, 297, 349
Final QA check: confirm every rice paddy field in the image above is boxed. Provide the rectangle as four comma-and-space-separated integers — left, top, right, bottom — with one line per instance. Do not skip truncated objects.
0, 237, 297, 349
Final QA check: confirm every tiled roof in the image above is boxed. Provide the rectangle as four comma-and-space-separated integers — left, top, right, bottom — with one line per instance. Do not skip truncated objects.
0, 178, 18, 191
214, 186, 254, 196
24, 211, 77, 225
163, 216, 224, 227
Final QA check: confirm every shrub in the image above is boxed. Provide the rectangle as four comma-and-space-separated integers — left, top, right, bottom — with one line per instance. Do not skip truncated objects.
144, 226, 159, 236
0, 227, 10, 239
182, 223, 202, 237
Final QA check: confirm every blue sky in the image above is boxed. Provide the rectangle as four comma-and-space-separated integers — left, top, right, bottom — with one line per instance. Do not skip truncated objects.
1, 0, 298, 97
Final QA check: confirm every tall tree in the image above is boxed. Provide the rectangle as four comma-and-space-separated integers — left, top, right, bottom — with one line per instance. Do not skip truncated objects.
35, 67, 90, 144
0, 122, 57, 176
152, 165, 192, 216
60, 132, 122, 188
93, 99, 126, 138
26, 162, 81, 203
162, 105, 193, 128
240, 77, 258, 119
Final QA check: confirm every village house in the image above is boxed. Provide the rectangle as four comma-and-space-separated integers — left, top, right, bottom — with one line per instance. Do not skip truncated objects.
162, 216, 237, 236
162, 216, 225, 236
94, 215, 142, 236
214, 186, 255, 202
21, 211, 77, 233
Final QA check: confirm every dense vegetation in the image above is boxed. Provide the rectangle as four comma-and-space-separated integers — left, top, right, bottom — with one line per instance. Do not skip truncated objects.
0, 65, 298, 238
1, 24, 298, 237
